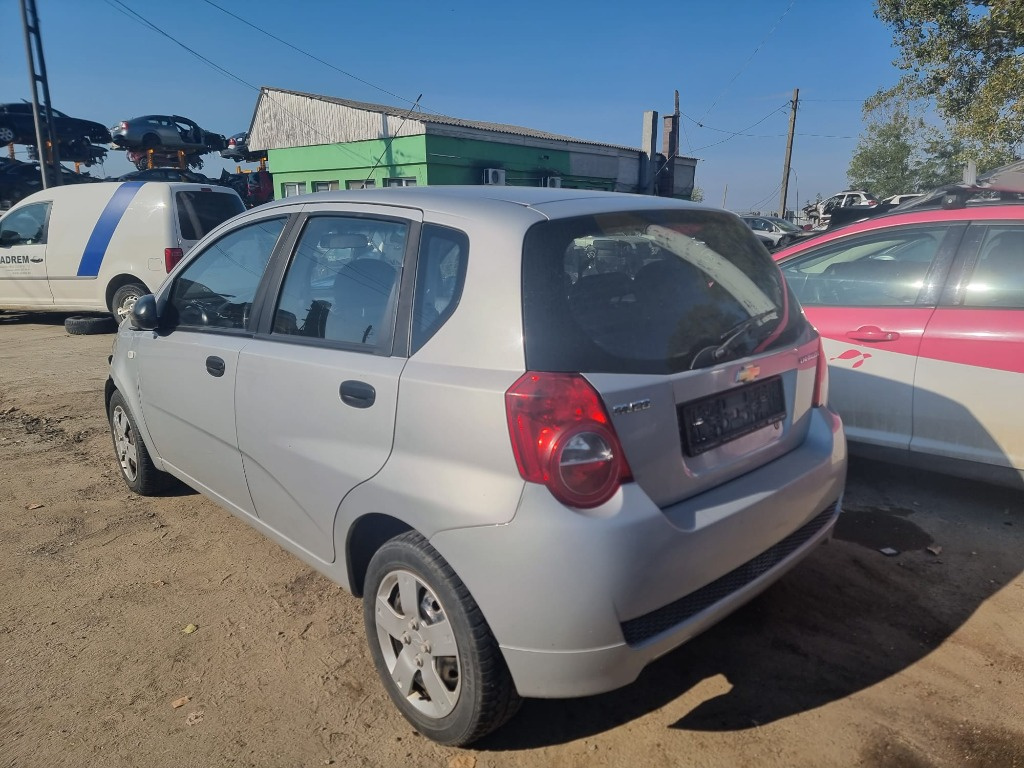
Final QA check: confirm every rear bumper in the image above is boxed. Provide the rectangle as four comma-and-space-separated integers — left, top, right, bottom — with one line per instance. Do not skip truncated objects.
428, 406, 845, 698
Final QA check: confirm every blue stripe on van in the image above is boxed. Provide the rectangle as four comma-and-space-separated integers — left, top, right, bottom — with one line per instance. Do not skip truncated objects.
76, 182, 146, 277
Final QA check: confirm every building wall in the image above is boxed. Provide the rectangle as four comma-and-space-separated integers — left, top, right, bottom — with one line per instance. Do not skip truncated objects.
267, 136, 428, 195
424, 135, 578, 187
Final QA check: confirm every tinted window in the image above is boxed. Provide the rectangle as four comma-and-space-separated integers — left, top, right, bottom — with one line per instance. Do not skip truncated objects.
964, 226, 1024, 308
273, 215, 407, 348
0, 202, 49, 244
522, 210, 802, 374
176, 190, 245, 240
167, 217, 285, 330
781, 225, 950, 307
412, 225, 468, 352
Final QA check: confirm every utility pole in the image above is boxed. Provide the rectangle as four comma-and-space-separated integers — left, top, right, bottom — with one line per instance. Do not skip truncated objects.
779, 87, 798, 218
20, 0, 62, 189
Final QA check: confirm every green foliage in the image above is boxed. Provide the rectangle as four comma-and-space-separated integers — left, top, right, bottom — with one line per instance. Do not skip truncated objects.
873, 0, 1024, 147
848, 107, 923, 198
688, 186, 705, 203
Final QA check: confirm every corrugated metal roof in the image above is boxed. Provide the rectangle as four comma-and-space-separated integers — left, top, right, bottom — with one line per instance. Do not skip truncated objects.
258, 87, 647, 154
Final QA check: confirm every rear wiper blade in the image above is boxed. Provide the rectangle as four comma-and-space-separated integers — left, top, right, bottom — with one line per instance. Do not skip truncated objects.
692, 310, 779, 369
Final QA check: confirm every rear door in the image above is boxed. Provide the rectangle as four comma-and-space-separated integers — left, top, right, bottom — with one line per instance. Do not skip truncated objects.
234, 205, 421, 563
0, 201, 52, 306
913, 222, 1024, 470
778, 223, 964, 449
134, 214, 288, 515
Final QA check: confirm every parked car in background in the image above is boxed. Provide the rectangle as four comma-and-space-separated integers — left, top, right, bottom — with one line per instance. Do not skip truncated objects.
0, 102, 110, 146
110, 115, 226, 153
741, 214, 817, 249
117, 167, 220, 185
105, 187, 845, 746
805, 190, 880, 229
221, 132, 249, 160
0, 161, 99, 209
774, 170, 1024, 487
882, 193, 924, 206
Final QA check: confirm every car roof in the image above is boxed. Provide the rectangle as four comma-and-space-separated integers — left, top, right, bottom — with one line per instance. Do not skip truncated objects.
254, 185, 709, 221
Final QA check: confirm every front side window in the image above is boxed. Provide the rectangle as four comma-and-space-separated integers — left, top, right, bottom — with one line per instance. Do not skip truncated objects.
273, 215, 407, 349
781, 225, 951, 308
964, 226, 1024, 308
523, 209, 802, 374
167, 217, 285, 330
0, 202, 49, 244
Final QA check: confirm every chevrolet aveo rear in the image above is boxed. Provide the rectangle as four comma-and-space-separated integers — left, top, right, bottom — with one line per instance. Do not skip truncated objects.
105, 187, 845, 745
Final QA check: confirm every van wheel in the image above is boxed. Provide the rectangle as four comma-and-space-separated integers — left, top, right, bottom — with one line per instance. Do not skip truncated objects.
64, 315, 118, 335
112, 283, 147, 322
363, 532, 521, 746
108, 390, 172, 495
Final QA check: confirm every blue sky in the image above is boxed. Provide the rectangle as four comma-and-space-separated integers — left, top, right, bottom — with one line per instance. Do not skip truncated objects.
1, 0, 904, 212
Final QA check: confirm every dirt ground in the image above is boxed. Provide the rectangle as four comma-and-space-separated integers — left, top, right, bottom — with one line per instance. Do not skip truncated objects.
1, 311, 1022, 768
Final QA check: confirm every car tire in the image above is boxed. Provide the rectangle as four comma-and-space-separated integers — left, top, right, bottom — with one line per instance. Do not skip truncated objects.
0, 124, 14, 143
111, 282, 147, 323
64, 315, 118, 335
363, 532, 522, 746
108, 390, 173, 496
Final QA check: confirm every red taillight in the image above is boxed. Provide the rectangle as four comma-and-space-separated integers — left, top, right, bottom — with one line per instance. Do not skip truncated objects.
812, 337, 829, 407
164, 247, 184, 272
505, 372, 632, 509
120, 122, 128, 130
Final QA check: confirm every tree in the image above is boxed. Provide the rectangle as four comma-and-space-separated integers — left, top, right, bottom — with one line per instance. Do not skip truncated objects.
847, 106, 923, 197
873, 0, 1024, 148
688, 186, 704, 203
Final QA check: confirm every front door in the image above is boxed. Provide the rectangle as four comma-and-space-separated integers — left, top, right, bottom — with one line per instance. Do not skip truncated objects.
235, 209, 418, 562
135, 215, 288, 516
0, 201, 53, 306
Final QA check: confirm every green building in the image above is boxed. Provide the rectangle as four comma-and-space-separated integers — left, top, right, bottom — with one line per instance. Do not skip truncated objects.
246, 87, 697, 199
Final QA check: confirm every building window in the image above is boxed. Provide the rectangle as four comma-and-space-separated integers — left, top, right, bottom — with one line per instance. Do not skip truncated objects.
312, 181, 339, 193
385, 177, 417, 187
282, 182, 307, 197
346, 180, 376, 190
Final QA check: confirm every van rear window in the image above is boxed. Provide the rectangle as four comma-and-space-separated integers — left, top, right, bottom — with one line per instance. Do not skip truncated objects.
522, 209, 804, 374
176, 190, 245, 240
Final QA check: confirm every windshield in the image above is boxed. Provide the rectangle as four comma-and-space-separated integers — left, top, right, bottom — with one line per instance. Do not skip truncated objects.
522, 209, 804, 374
769, 217, 801, 232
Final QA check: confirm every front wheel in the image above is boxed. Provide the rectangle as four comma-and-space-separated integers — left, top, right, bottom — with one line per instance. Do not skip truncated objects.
108, 390, 172, 495
363, 532, 521, 746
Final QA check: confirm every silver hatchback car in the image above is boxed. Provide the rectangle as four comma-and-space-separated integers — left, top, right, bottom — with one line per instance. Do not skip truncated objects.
106, 187, 846, 745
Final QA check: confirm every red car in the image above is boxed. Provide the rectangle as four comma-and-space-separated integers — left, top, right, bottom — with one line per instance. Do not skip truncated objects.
774, 178, 1024, 487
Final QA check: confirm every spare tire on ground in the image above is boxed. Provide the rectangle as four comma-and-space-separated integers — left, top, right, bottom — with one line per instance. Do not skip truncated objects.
64, 315, 118, 335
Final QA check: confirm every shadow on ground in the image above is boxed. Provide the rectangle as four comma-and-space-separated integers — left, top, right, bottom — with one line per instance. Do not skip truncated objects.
481, 457, 1023, 750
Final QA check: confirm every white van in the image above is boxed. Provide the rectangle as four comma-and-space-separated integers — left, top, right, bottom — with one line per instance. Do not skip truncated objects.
0, 181, 244, 322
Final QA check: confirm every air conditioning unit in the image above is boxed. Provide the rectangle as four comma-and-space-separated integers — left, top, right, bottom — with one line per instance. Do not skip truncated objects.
544, 176, 563, 188
482, 168, 506, 186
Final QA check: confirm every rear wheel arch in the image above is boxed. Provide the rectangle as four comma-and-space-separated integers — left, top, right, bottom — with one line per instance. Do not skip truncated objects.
346, 513, 414, 597
106, 274, 150, 315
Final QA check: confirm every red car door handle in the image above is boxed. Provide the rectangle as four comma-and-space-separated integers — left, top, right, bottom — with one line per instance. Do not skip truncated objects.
846, 326, 901, 342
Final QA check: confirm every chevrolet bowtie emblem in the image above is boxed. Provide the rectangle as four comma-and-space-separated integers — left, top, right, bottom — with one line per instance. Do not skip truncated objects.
735, 364, 761, 383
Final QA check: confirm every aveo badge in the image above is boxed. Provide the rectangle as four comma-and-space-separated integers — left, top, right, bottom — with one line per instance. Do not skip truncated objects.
735, 364, 761, 384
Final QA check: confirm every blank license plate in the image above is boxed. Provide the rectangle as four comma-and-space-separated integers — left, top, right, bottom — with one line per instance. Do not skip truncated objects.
679, 376, 786, 456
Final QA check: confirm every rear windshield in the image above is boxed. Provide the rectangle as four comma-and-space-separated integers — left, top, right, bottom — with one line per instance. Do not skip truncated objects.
176, 190, 245, 240
522, 209, 804, 374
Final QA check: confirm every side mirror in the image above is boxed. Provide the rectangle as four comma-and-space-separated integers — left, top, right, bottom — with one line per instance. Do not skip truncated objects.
129, 293, 159, 331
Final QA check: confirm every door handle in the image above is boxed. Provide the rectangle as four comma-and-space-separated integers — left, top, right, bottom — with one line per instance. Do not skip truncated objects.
340, 380, 376, 408
846, 326, 900, 342
205, 356, 226, 377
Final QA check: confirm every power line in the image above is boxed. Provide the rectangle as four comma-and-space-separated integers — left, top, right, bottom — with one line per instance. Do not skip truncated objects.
747, 179, 785, 212
686, 105, 790, 152
696, 0, 796, 123
196, 0, 439, 115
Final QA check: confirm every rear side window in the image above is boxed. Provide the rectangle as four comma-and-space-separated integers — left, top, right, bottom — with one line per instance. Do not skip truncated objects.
522, 210, 802, 374
176, 190, 245, 240
412, 224, 468, 353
